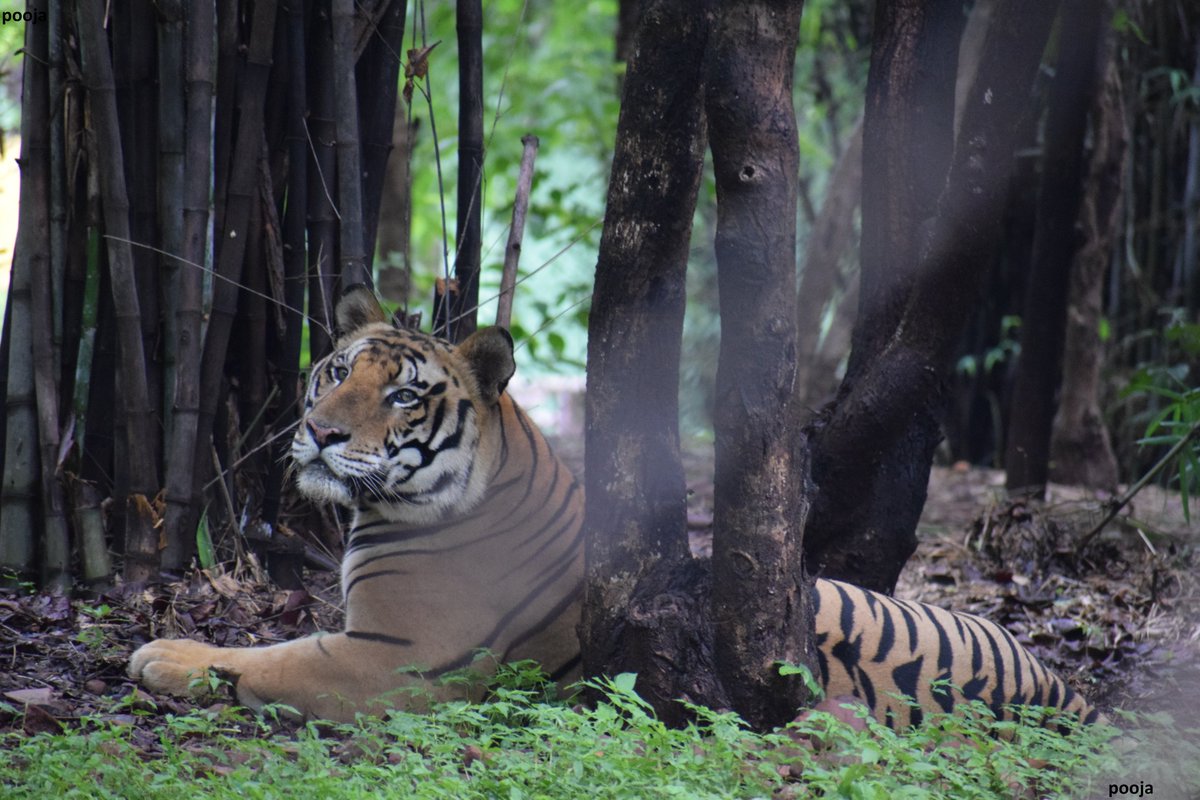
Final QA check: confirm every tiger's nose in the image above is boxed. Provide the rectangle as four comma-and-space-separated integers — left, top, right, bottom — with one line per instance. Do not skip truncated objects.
307, 420, 349, 449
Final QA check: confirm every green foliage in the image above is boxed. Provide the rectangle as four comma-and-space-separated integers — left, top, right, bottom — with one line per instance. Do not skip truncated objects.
194, 512, 216, 571
1120, 318, 1200, 518
403, 0, 619, 373
956, 316, 1021, 379
3, 675, 1186, 800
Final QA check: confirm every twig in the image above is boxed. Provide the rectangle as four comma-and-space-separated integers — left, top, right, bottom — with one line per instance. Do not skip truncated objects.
496, 134, 539, 329
1077, 418, 1200, 552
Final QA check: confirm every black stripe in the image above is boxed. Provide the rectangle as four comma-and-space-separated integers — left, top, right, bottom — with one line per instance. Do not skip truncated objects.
344, 568, 407, 598
502, 578, 584, 658
921, 608, 957, 713
345, 630, 415, 647
476, 541, 582, 652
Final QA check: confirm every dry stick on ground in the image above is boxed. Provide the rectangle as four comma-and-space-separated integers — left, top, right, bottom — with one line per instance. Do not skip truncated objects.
1078, 418, 1200, 552
76, 0, 162, 582
495, 135, 539, 330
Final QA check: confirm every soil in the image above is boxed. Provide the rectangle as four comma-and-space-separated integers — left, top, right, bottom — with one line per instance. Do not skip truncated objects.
1, 459, 1197, 742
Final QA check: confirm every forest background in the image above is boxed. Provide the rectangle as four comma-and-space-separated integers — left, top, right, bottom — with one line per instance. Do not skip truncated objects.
0, 0, 1194, 636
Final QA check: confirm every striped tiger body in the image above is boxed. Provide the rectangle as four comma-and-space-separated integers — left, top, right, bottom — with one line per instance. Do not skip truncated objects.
813, 579, 1098, 728
130, 288, 1096, 727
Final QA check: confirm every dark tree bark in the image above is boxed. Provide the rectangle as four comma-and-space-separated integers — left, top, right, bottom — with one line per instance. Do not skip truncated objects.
804, 0, 1061, 593
707, 0, 815, 729
1005, 0, 1105, 496
1050, 27, 1124, 491
803, 0, 965, 593
615, 0, 643, 63
582, 0, 713, 724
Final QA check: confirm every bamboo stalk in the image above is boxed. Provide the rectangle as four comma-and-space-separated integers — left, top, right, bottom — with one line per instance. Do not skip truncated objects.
1, 12, 50, 583
356, 0, 407, 273
332, 0, 370, 290
48, 0, 66, 394
161, 0, 215, 568
263, 0, 310, 530
495, 134, 539, 330
189, 0, 279, 541
158, 0, 186, 444
24, 11, 68, 588
307, 10, 338, 358
453, 0, 484, 341
115, 1, 163, 462
76, 0, 162, 581
70, 477, 111, 587
59, 33, 87, 424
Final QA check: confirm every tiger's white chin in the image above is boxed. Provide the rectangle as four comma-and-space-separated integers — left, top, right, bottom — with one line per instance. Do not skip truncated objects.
294, 462, 355, 507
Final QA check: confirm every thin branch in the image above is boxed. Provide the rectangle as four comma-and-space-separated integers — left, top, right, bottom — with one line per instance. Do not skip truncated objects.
1077, 419, 1200, 552
495, 134, 539, 329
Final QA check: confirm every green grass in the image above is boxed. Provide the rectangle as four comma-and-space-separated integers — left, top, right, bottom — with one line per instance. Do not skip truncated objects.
1, 672, 1195, 800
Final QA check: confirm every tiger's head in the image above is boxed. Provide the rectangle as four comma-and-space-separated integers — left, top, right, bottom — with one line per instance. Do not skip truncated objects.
291, 288, 516, 525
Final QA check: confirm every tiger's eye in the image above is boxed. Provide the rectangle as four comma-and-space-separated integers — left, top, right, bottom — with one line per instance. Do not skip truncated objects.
331, 364, 349, 382
388, 388, 418, 406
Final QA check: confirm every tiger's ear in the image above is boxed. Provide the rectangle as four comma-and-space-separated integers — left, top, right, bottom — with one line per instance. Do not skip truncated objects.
335, 287, 389, 345
457, 327, 516, 405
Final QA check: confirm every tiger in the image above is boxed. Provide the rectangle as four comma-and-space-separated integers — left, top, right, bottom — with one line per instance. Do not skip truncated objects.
129, 287, 1099, 728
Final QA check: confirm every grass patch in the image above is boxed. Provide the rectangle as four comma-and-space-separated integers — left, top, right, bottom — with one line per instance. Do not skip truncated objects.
0, 671, 1195, 800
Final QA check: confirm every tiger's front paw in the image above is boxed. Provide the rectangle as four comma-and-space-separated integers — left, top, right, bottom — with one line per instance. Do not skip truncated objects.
128, 638, 233, 696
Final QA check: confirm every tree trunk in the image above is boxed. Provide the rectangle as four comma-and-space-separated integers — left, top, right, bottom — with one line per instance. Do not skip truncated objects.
707, 0, 815, 729
1005, 0, 1105, 496
582, 0, 712, 724
1050, 31, 1124, 491
804, 0, 1062, 593
803, 0, 965, 593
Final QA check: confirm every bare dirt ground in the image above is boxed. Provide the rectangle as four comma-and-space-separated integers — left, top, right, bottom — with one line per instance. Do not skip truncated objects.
1, 459, 1196, 741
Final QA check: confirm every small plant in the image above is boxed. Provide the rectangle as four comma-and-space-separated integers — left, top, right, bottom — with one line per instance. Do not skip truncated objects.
1121, 323, 1200, 519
